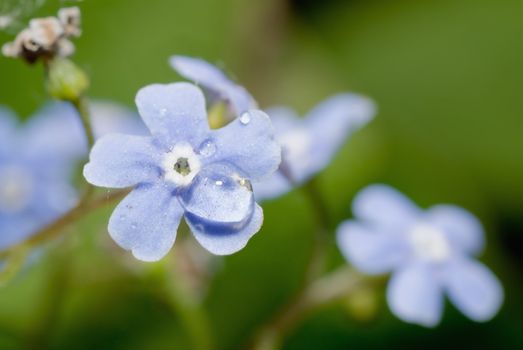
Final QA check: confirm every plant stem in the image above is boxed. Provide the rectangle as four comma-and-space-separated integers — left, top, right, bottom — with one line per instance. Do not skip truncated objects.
249, 267, 366, 350
71, 95, 95, 149
153, 257, 214, 350
248, 178, 333, 350
0, 189, 129, 257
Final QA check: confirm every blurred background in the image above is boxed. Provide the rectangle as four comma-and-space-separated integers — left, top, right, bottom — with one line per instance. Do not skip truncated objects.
0, 0, 522, 349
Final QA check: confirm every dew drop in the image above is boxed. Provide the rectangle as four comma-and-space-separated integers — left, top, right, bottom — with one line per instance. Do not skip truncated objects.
215, 180, 223, 186
239, 112, 251, 125
198, 139, 216, 157
131, 223, 138, 230
159, 108, 168, 117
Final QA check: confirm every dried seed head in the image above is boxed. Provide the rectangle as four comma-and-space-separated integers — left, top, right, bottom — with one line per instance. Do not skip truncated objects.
1, 6, 82, 63
58, 7, 81, 37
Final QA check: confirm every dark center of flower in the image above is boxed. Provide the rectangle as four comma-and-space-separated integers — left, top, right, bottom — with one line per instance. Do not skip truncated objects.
173, 157, 191, 176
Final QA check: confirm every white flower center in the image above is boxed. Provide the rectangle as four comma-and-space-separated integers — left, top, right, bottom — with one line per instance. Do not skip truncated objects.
162, 143, 201, 186
408, 223, 451, 262
0, 165, 33, 213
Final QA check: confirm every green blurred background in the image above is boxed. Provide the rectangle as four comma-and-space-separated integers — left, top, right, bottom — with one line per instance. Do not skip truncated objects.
1, 0, 522, 349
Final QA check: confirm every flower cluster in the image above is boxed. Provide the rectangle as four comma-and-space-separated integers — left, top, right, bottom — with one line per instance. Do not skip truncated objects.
2, 7, 81, 63
337, 185, 503, 326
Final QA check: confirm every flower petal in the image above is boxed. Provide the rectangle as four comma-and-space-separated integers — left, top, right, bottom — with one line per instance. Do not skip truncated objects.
426, 205, 484, 255
90, 101, 147, 137
387, 264, 444, 327
84, 134, 161, 188
304, 93, 376, 178
108, 183, 183, 262
336, 221, 407, 274
169, 55, 255, 115
207, 110, 281, 180
444, 258, 503, 322
21, 103, 86, 178
352, 184, 420, 227
135, 82, 209, 145
252, 172, 292, 201
186, 203, 263, 255
180, 165, 254, 225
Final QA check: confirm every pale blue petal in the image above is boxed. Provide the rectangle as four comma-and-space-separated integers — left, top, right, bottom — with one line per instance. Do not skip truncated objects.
304, 94, 375, 179
169, 55, 255, 115
426, 205, 485, 255
84, 134, 161, 188
387, 264, 444, 327
186, 203, 263, 255
265, 107, 302, 135
352, 184, 420, 227
206, 110, 281, 180
22, 102, 87, 161
336, 220, 407, 274
108, 183, 183, 262
252, 172, 292, 201
444, 257, 503, 322
180, 165, 254, 225
135, 83, 209, 146
90, 101, 147, 137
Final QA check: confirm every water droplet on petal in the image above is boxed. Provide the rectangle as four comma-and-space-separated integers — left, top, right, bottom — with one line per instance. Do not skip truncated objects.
239, 112, 251, 125
215, 180, 223, 186
131, 223, 137, 230
198, 139, 216, 157
159, 108, 168, 117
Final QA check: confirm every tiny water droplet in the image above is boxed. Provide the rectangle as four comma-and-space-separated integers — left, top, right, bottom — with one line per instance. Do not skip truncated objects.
159, 108, 168, 117
215, 180, 223, 186
131, 223, 138, 230
119, 214, 127, 221
199, 139, 216, 157
239, 112, 251, 125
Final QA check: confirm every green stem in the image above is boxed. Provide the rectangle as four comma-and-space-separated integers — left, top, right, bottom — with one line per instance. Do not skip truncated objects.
71, 96, 95, 149
249, 267, 366, 350
0, 189, 129, 257
153, 259, 214, 350
248, 178, 333, 350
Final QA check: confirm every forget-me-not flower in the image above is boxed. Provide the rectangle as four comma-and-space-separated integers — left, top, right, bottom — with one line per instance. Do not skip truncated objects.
169, 55, 376, 200
336, 184, 503, 327
83, 82, 281, 261
0, 106, 80, 249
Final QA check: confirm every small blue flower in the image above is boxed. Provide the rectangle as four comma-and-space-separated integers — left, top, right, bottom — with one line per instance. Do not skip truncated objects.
170, 55, 376, 200
336, 184, 504, 327
0, 106, 80, 249
83, 82, 281, 261
253, 97, 375, 199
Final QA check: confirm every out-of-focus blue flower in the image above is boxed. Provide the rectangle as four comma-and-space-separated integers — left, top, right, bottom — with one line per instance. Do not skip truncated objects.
83, 82, 281, 261
336, 184, 503, 327
169, 55, 256, 118
253, 97, 375, 199
170, 55, 376, 200
0, 106, 79, 249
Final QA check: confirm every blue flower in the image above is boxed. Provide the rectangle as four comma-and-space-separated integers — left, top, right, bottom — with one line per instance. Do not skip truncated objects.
253, 97, 375, 199
0, 106, 80, 249
83, 82, 281, 261
170, 55, 376, 200
336, 184, 503, 327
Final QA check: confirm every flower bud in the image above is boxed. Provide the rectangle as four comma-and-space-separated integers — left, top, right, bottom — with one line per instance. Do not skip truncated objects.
45, 58, 89, 101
